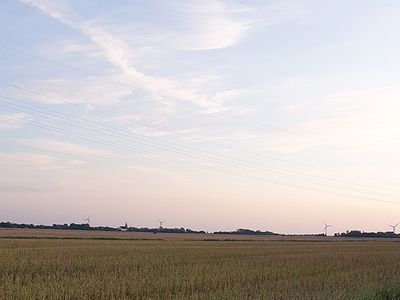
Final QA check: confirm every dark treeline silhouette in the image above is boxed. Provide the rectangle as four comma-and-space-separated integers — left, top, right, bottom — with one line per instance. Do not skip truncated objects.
129, 227, 206, 234
335, 230, 400, 238
283, 233, 325, 237
214, 228, 278, 236
0, 221, 205, 234
4, 221, 399, 238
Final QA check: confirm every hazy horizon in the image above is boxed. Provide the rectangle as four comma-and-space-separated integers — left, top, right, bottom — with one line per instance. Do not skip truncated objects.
1, 0, 400, 234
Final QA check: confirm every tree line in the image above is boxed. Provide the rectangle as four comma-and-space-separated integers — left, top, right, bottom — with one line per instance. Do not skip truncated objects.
334, 230, 399, 238
0, 222, 280, 235
0, 221, 208, 234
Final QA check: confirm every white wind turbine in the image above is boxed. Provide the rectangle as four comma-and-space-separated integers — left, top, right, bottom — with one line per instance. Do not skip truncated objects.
323, 221, 333, 236
387, 223, 400, 233
84, 214, 91, 226
158, 219, 165, 230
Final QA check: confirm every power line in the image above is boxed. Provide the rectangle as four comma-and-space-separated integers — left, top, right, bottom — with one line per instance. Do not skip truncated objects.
0, 44, 301, 135
1, 81, 399, 188
2, 112, 399, 206
1, 96, 399, 197
0, 100, 369, 192
4, 112, 400, 205
1, 102, 399, 205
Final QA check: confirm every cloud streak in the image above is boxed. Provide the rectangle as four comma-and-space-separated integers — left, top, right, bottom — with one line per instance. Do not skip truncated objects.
255, 87, 400, 154
20, 0, 248, 112
0, 113, 28, 129
167, 0, 254, 50
19, 138, 110, 157
0, 152, 84, 169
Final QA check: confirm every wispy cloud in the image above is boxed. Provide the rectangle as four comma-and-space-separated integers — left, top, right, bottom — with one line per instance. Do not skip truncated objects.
6, 76, 133, 105
0, 152, 84, 169
256, 87, 400, 154
0, 113, 29, 129
19, 0, 250, 113
119, 0, 306, 51
19, 138, 110, 157
164, 0, 254, 50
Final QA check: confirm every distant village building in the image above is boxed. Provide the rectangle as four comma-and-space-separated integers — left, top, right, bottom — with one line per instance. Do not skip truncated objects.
118, 222, 128, 232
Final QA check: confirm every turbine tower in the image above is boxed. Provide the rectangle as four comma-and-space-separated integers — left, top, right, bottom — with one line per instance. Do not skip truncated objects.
323, 221, 333, 236
84, 214, 91, 226
158, 219, 165, 231
387, 223, 400, 233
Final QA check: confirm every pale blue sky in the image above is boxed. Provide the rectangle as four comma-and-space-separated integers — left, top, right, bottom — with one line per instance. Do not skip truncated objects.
1, 0, 400, 233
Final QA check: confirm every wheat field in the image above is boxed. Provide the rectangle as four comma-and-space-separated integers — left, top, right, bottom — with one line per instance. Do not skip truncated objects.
1, 232, 400, 299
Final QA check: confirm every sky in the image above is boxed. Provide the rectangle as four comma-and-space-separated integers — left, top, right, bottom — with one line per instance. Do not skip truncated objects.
1, 0, 400, 234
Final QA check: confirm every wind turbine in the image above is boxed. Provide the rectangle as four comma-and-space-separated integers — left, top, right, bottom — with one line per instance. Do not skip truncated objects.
323, 221, 333, 236
387, 223, 400, 233
158, 219, 165, 230
84, 214, 91, 226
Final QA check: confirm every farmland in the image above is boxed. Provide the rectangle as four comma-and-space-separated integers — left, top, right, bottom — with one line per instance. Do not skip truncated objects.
1, 229, 400, 299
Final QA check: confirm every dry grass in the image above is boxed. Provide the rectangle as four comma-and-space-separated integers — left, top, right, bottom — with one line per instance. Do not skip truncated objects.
0, 228, 391, 242
1, 230, 400, 299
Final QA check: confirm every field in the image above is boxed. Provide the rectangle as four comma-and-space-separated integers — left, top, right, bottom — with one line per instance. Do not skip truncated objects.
1, 229, 400, 299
